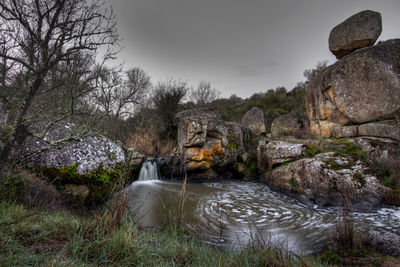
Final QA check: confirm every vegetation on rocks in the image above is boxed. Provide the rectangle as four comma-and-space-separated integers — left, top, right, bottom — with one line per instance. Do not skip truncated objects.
41, 163, 127, 206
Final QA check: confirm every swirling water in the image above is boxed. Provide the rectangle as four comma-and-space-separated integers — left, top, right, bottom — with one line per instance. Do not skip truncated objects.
126, 180, 400, 254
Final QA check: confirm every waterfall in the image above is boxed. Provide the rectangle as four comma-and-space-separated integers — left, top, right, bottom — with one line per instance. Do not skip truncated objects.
137, 158, 159, 181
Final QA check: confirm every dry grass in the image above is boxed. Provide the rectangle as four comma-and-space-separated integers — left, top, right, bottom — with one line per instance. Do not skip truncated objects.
125, 129, 176, 156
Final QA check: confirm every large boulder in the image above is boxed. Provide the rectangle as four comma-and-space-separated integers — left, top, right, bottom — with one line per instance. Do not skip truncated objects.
329, 10, 382, 59
271, 113, 309, 137
21, 122, 125, 174
268, 152, 390, 211
174, 109, 244, 180
242, 107, 266, 136
306, 39, 400, 141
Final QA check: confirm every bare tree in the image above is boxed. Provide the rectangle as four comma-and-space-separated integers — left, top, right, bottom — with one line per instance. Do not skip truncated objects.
92, 67, 151, 119
0, 0, 118, 168
190, 81, 220, 106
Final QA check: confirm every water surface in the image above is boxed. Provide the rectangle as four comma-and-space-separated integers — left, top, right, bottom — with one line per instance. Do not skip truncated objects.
126, 180, 400, 254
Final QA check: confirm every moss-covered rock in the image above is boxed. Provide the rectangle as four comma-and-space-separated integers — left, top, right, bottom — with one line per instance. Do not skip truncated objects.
42, 162, 126, 206
269, 152, 390, 211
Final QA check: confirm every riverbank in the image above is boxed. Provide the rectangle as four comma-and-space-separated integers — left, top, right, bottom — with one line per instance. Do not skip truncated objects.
2, 198, 400, 266
0, 200, 328, 266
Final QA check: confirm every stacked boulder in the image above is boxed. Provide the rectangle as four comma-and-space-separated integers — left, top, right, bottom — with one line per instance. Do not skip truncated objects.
306, 10, 400, 142
328, 10, 382, 59
261, 10, 399, 211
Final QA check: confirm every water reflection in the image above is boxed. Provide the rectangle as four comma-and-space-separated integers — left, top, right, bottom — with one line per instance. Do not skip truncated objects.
126, 180, 400, 254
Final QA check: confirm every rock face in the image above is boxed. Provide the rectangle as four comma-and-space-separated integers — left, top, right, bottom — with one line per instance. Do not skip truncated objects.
242, 107, 266, 136
306, 39, 400, 141
175, 109, 244, 180
271, 113, 309, 137
257, 140, 306, 170
329, 10, 382, 59
268, 152, 390, 211
21, 122, 125, 174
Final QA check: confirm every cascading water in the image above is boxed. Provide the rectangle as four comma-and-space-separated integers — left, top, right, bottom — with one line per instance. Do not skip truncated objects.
137, 158, 159, 181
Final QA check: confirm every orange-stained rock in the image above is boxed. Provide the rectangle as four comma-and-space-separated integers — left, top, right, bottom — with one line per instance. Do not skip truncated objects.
211, 142, 225, 155
186, 160, 212, 171
186, 147, 212, 161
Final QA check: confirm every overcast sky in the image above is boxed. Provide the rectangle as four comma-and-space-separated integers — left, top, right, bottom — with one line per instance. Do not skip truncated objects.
105, 0, 400, 98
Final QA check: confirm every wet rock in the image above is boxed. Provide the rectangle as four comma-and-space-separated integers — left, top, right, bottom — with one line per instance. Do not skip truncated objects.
269, 152, 390, 211
329, 10, 382, 59
364, 230, 400, 257
242, 107, 266, 136
188, 168, 219, 181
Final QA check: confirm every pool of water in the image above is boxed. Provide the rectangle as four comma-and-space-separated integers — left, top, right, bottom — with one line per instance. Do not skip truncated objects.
125, 180, 400, 254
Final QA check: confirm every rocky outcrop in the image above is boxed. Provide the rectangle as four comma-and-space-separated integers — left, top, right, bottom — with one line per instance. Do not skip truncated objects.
21, 122, 125, 174
175, 109, 244, 180
271, 113, 309, 137
268, 152, 390, 211
242, 107, 266, 136
306, 39, 400, 141
257, 139, 306, 172
329, 10, 382, 59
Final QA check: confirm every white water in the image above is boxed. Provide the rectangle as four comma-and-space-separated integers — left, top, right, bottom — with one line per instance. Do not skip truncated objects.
137, 158, 159, 181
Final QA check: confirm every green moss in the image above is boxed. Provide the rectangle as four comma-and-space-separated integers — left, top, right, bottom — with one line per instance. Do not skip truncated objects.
305, 144, 319, 157
237, 158, 258, 180
42, 162, 126, 206
324, 158, 354, 171
227, 131, 238, 150
329, 139, 366, 160
289, 178, 298, 189
352, 173, 366, 187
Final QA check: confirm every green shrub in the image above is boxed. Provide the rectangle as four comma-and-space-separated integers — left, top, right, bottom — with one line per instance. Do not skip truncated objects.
306, 144, 319, 157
